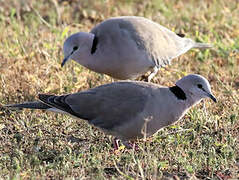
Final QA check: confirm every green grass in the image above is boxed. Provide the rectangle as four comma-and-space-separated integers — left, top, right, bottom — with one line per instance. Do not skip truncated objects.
0, 0, 238, 179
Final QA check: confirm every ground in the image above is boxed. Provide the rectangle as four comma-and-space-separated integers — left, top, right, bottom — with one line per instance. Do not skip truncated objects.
0, 0, 238, 179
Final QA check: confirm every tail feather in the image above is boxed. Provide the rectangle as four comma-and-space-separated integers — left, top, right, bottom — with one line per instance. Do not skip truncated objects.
4, 101, 51, 110
193, 42, 213, 49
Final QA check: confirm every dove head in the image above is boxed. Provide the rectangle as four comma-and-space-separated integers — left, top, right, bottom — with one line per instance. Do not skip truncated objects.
176, 74, 217, 104
61, 32, 95, 67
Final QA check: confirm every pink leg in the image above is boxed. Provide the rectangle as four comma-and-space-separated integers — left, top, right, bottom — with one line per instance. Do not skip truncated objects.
122, 141, 139, 151
112, 137, 120, 150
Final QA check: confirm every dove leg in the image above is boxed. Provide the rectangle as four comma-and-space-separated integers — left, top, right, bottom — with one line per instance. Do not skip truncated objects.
148, 66, 159, 82
122, 141, 139, 151
112, 137, 120, 150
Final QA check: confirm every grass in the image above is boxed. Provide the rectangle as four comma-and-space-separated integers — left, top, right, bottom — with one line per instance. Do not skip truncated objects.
0, 0, 238, 179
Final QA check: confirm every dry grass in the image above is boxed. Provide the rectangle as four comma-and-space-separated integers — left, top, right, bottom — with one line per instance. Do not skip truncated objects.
0, 0, 238, 179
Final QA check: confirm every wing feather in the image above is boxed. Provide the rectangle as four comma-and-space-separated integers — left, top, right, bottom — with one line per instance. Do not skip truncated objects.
39, 81, 153, 130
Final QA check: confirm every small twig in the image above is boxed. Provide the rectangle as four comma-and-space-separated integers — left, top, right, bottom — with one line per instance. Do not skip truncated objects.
113, 160, 134, 180
51, 0, 61, 25
30, 6, 52, 28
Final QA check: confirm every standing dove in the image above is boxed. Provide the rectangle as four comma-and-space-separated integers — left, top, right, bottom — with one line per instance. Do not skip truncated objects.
5, 74, 216, 149
61, 16, 212, 81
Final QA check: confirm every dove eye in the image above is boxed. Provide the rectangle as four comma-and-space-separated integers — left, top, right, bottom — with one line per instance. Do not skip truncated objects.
73, 46, 78, 51
197, 84, 206, 92
70, 46, 78, 55
197, 84, 203, 89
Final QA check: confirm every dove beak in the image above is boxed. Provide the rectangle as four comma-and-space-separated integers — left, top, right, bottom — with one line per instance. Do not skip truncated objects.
208, 93, 217, 103
61, 54, 71, 67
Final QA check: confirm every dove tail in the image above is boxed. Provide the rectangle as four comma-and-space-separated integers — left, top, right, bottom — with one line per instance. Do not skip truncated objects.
4, 101, 51, 110
193, 42, 213, 49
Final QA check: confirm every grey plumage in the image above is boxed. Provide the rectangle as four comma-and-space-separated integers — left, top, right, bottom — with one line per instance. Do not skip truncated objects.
62, 16, 212, 81
5, 74, 216, 147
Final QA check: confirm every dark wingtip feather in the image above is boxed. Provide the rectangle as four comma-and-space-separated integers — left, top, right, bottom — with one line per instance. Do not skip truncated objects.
38, 94, 54, 104
38, 94, 80, 117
